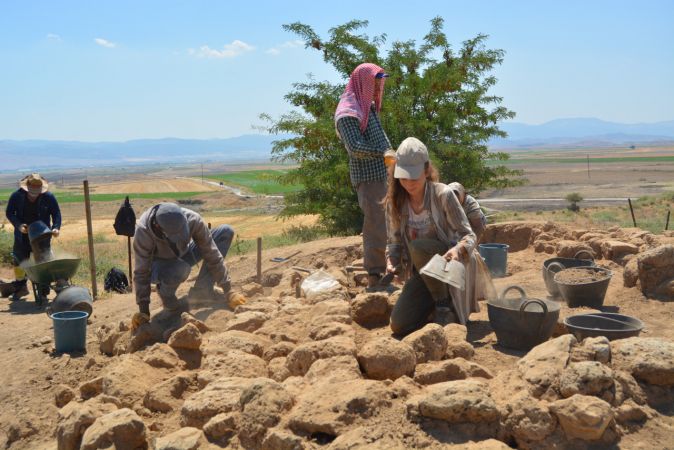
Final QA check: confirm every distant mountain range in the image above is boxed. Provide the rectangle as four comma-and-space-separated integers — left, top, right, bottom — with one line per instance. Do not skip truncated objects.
2, 118, 673, 171
491, 118, 674, 148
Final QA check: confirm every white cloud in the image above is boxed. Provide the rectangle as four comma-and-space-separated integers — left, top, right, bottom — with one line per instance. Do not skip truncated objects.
94, 38, 116, 48
266, 39, 304, 56
46, 33, 62, 42
188, 40, 254, 59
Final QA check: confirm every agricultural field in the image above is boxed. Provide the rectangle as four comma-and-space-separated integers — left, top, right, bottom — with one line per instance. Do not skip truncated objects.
207, 169, 302, 195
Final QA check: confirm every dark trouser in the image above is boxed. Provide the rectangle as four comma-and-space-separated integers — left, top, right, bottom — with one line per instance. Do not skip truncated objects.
390, 239, 454, 335
150, 225, 234, 310
12, 234, 51, 297
356, 180, 387, 276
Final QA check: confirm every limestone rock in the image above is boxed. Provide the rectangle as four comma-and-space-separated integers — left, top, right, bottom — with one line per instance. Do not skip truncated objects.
414, 358, 493, 385
556, 240, 595, 259
180, 313, 210, 333
570, 336, 611, 364
79, 377, 104, 400
168, 323, 202, 350
288, 379, 392, 436
235, 299, 279, 316
262, 341, 295, 361
202, 412, 238, 441
238, 378, 294, 448
155, 427, 209, 450
261, 429, 306, 450
636, 245, 674, 299
601, 240, 639, 260
517, 335, 576, 397
56, 397, 119, 450
286, 336, 357, 376
304, 355, 362, 383
142, 343, 184, 369
350, 292, 390, 327
549, 394, 613, 441
623, 258, 639, 288
241, 282, 264, 297
181, 377, 251, 428
409, 379, 499, 423
55, 384, 77, 408
80, 408, 147, 450
198, 350, 268, 387
444, 323, 474, 359
559, 361, 614, 400
611, 337, 674, 386
501, 392, 556, 444
203, 330, 271, 358
402, 323, 448, 363
357, 337, 416, 380
143, 373, 194, 413
615, 399, 648, 425
308, 321, 354, 341
268, 357, 291, 382
225, 311, 270, 333
100, 355, 165, 408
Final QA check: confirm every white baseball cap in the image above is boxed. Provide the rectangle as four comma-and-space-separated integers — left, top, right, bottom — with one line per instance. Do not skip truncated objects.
394, 137, 429, 179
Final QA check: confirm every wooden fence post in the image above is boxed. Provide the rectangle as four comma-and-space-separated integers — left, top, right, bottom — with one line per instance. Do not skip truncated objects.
83, 180, 98, 299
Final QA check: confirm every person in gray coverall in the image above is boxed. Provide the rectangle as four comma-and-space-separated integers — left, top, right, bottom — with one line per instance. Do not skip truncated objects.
131, 202, 246, 327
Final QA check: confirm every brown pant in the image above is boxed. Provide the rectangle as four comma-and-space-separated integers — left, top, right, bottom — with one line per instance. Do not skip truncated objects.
357, 180, 387, 275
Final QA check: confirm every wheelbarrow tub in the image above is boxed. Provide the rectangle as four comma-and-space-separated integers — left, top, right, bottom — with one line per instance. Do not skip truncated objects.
23, 258, 81, 285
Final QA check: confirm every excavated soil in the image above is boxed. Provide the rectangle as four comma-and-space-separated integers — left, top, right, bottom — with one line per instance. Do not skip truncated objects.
554, 267, 612, 285
0, 225, 673, 449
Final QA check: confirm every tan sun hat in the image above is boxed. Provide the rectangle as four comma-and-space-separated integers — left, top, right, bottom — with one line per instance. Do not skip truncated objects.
394, 137, 429, 179
19, 173, 49, 195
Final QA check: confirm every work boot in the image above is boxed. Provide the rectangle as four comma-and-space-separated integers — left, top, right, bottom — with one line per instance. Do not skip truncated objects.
365, 274, 383, 292
10, 280, 28, 301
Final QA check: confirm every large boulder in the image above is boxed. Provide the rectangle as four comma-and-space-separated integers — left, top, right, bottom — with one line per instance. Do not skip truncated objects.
143, 373, 194, 413
238, 378, 294, 448
402, 323, 448, 363
408, 379, 499, 423
350, 292, 390, 327
167, 323, 202, 350
357, 337, 416, 380
285, 336, 357, 376
600, 240, 639, 261
56, 397, 119, 450
414, 358, 493, 385
444, 323, 475, 359
154, 427, 209, 450
517, 335, 576, 398
556, 240, 595, 259
198, 350, 268, 386
501, 392, 557, 445
611, 337, 674, 386
549, 394, 613, 441
288, 379, 392, 436
99, 354, 166, 408
180, 377, 251, 428
558, 361, 614, 400
636, 245, 674, 299
80, 408, 147, 450
202, 330, 271, 358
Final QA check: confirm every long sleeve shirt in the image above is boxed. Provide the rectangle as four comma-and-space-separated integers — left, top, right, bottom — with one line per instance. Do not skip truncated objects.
336, 107, 392, 187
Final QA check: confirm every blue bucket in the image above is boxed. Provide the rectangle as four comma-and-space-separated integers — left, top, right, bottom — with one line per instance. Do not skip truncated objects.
51, 311, 89, 353
479, 243, 510, 278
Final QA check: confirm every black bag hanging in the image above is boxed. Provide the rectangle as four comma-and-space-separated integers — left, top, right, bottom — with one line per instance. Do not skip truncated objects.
113, 196, 136, 237
104, 268, 129, 293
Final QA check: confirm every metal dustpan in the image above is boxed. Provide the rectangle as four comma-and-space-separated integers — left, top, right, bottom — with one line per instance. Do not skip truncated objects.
420, 254, 465, 290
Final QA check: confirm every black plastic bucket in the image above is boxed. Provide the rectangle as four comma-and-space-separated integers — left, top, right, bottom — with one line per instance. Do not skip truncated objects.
554, 266, 612, 308
564, 313, 643, 341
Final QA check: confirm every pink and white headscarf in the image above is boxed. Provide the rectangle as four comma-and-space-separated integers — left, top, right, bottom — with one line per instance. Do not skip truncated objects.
334, 63, 386, 134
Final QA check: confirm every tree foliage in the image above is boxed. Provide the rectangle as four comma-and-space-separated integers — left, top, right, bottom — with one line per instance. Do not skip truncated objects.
261, 17, 524, 235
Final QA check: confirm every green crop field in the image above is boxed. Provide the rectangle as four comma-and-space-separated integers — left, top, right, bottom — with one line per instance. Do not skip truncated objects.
55, 191, 206, 203
207, 169, 302, 194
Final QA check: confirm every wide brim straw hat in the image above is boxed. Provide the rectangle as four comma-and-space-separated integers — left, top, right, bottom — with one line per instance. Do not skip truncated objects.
19, 173, 49, 195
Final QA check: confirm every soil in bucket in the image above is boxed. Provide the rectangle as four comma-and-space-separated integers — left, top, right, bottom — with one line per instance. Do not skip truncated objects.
555, 267, 611, 285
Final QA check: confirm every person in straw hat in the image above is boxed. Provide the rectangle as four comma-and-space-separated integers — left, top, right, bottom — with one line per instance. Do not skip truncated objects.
4, 173, 62, 301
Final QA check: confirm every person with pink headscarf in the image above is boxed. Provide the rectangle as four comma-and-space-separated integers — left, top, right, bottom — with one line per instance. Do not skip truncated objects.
335, 63, 394, 290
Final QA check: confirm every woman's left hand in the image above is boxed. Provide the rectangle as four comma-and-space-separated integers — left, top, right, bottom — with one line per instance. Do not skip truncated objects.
443, 247, 461, 262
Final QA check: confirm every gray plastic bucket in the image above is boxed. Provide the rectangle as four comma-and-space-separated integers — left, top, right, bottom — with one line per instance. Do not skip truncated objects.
478, 243, 509, 278
51, 311, 89, 353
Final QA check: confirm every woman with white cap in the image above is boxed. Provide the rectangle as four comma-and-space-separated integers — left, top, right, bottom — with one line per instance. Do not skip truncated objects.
385, 137, 476, 335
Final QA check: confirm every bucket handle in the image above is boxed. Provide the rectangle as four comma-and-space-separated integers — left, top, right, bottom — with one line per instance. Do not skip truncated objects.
546, 262, 566, 274
520, 298, 549, 337
499, 285, 526, 302
574, 250, 595, 261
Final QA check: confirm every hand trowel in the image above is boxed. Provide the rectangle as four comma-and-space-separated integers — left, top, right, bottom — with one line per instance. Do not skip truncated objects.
420, 254, 465, 291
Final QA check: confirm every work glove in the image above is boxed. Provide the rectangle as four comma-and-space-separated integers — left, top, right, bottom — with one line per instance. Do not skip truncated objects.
51, 228, 60, 238
19, 224, 28, 234
131, 312, 150, 330
226, 291, 247, 309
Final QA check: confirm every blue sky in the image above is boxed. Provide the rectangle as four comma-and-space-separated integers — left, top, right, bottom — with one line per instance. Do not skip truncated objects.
1, 0, 672, 141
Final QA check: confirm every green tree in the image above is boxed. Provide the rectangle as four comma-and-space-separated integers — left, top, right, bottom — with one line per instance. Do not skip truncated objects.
566, 192, 583, 212
262, 17, 524, 235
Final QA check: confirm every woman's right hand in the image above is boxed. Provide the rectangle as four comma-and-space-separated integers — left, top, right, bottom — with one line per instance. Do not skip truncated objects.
386, 256, 399, 274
